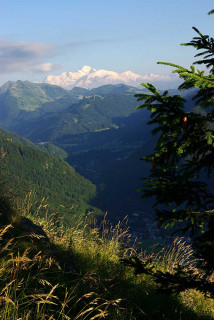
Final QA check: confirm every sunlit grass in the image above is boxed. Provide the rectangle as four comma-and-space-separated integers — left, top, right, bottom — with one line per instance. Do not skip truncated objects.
0, 192, 213, 319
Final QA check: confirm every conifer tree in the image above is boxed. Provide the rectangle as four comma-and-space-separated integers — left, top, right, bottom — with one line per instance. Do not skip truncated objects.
129, 11, 214, 287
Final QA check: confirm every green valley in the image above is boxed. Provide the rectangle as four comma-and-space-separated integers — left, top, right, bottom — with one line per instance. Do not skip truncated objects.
0, 81, 197, 234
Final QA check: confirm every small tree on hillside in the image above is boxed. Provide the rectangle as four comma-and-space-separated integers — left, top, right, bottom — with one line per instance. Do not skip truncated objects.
124, 11, 214, 292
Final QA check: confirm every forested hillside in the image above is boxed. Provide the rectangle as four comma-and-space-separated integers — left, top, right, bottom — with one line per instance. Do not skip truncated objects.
0, 127, 68, 159
0, 131, 100, 224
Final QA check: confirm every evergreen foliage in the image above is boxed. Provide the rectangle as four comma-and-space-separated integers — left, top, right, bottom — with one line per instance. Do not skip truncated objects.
130, 11, 214, 290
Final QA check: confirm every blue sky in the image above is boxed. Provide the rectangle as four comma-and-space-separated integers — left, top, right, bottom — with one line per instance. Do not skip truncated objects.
0, 0, 213, 86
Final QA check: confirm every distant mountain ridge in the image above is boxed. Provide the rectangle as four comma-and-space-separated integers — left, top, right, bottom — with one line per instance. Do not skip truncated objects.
0, 80, 85, 127
44, 66, 147, 89
0, 80, 147, 140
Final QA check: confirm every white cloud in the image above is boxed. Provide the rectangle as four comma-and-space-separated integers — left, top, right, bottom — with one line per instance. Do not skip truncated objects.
24, 63, 60, 73
0, 39, 59, 74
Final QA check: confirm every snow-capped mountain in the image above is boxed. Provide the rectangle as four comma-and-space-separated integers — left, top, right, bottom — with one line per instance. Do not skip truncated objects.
44, 66, 170, 89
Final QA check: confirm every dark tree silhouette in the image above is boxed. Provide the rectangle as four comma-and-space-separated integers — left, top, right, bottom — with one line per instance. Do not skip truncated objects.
124, 11, 214, 294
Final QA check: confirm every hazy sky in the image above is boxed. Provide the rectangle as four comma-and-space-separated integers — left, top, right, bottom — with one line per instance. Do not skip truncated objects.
0, 0, 213, 86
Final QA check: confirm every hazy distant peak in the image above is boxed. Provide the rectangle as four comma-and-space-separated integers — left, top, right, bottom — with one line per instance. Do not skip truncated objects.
44, 66, 145, 89
0, 80, 15, 91
121, 70, 141, 80
44, 66, 176, 90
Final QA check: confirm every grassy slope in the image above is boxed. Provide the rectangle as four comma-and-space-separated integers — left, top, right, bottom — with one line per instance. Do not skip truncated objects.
0, 192, 213, 320
0, 80, 72, 111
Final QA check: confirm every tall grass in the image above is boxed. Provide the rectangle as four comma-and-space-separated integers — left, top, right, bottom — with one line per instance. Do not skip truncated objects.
0, 192, 213, 319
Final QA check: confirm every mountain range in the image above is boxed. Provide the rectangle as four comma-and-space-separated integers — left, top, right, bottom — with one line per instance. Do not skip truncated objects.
0, 79, 197, 233
44, 65, 167, 89
0, 80, 147, 140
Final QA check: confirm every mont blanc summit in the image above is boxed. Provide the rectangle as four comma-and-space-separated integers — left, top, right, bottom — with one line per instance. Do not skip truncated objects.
44, 66, 153, 89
